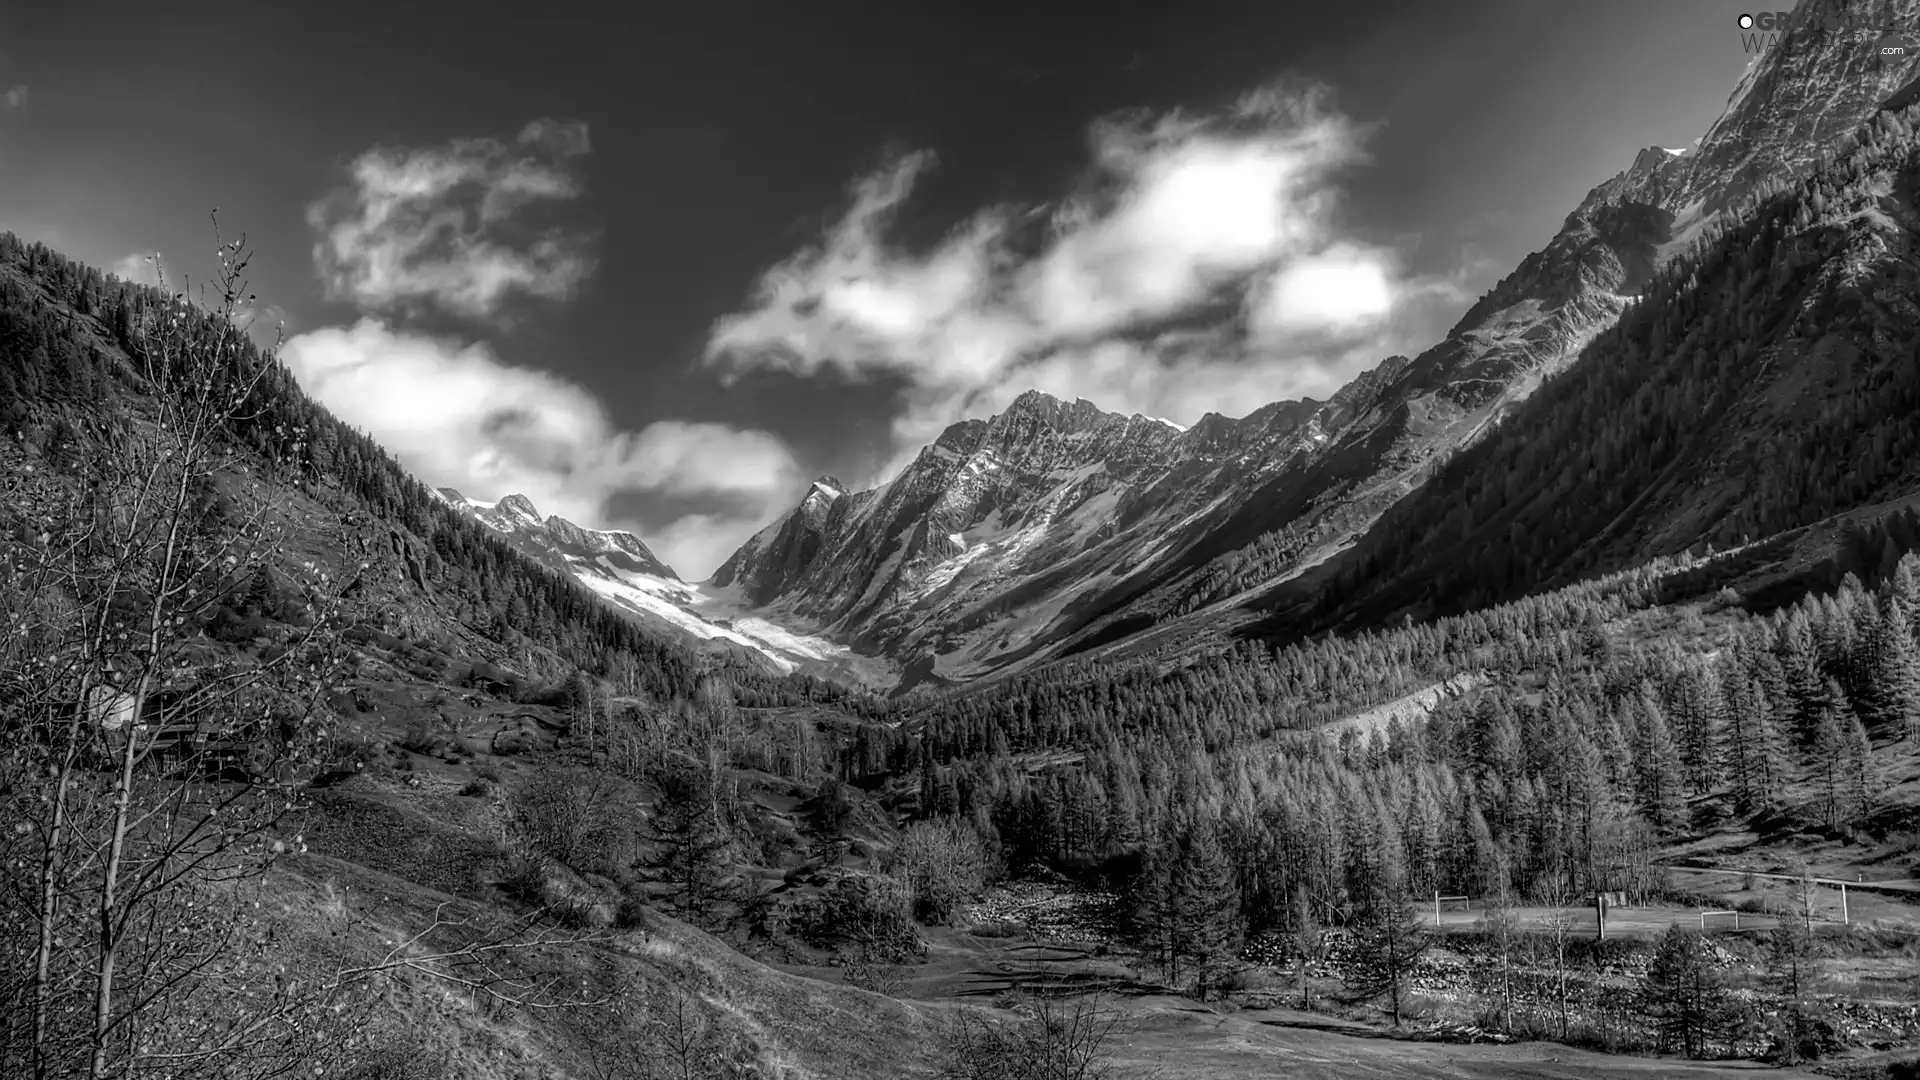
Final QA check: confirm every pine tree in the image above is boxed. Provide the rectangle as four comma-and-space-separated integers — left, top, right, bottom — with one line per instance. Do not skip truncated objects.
1131, 836, 1182, 986
1808, 678, 1857, 828
1642, 926, 1733, 1059
1636, 690, 1688, 835
1343, 876, 1429, 1027
1764, 887, 1826, 1065
1777, 610, 1830, 742
1722, 670, 1759, 809
1890, 555, 1920, 630
1673, 664, 1725, 795
640, 763, 735, 924
1863, 597, 1920, 740
1173, 821, 1244, 1001
1845, 712, 1877, 825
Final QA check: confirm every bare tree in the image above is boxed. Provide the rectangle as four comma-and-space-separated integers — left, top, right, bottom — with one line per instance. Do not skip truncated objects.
1479, 866, 1519, 1035
1288, 885, 1320, 1011
0, 229, 362, 1079
942, 995, 1153, 1080
887, 818, 991, 925
1535, 876, 1579, 1041
566, 975, 747, 1080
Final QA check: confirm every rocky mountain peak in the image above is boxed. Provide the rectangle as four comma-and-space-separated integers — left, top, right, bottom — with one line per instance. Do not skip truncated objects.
985, 391, 1121, 443
495, 493, 543, 524
1575, 0, 1920, 225
436, 488, 678, 581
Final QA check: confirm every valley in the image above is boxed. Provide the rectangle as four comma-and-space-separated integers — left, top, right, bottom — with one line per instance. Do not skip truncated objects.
6, 1, 1920, 1078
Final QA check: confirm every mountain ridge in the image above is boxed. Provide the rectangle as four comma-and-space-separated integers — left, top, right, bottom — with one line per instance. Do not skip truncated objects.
435, 487, 683, 582
704, 0, 1920, 689
433, 487, 891, 683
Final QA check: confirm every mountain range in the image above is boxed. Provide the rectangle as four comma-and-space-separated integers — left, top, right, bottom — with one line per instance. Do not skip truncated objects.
432, 487, 888, 684
437, 0, 1915, 692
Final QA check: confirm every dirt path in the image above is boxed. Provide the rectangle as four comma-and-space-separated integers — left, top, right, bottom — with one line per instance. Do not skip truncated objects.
1102, 998, 1826, 1079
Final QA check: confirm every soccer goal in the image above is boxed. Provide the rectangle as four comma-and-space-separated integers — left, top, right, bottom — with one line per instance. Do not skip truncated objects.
1433, 894, 1471, 919
1699, 909, 1743, 931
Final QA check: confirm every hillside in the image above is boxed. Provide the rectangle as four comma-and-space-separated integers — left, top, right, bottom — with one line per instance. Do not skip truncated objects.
0, 232, 934, 1077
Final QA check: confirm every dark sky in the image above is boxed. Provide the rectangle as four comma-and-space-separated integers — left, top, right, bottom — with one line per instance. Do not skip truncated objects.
0, 0, 1774, 576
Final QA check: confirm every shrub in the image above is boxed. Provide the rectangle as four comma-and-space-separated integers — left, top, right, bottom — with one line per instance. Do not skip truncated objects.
942, 996, 1140, 1080
887, 818, 990, 925
841, 950, 910, 997
615, 893, 652, 930
549, 891, 600, 930
395, 721, 438, 755
499, 852, 550, 905
811, 779, 856, 835
512, 681, 570, 707
511, 766, 632, 876
783, 871, 920, 960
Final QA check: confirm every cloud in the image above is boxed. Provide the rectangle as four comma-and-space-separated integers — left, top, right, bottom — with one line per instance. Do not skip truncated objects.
1248, 243, 1399, 337
706, 81, 1475, 485
2, 86, 25, 112
111, 252, 163, 287
280, 319, 798, 578
307, 118, 596, 322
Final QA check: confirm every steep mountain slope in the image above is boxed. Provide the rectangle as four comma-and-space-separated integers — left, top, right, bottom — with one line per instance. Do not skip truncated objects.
434, 488, 889, 683
1283, 97, 1920, 636
715, 0, 1920, 686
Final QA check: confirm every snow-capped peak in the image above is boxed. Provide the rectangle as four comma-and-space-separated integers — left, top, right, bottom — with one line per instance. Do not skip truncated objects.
495, 493, 543, 526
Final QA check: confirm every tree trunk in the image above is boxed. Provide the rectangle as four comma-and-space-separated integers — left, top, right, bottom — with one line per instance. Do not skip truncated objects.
32, 731, 81, 1080
87, 675, 147, 1079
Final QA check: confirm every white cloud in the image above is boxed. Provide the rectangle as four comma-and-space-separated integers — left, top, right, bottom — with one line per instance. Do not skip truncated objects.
2, 86, 26, 112
280, 320, 799, 578
110, 252, 163, 287
707, 81, 1476, 485
1248, 243, 1400, 337
307, 118, 595, 322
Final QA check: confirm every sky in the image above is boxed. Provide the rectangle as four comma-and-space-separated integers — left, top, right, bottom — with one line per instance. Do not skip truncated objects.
0, 0, 1784, 578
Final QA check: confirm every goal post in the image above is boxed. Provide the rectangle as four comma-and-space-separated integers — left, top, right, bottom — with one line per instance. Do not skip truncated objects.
1699, 909, 1742, 931
1433, 893, 1470, 920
